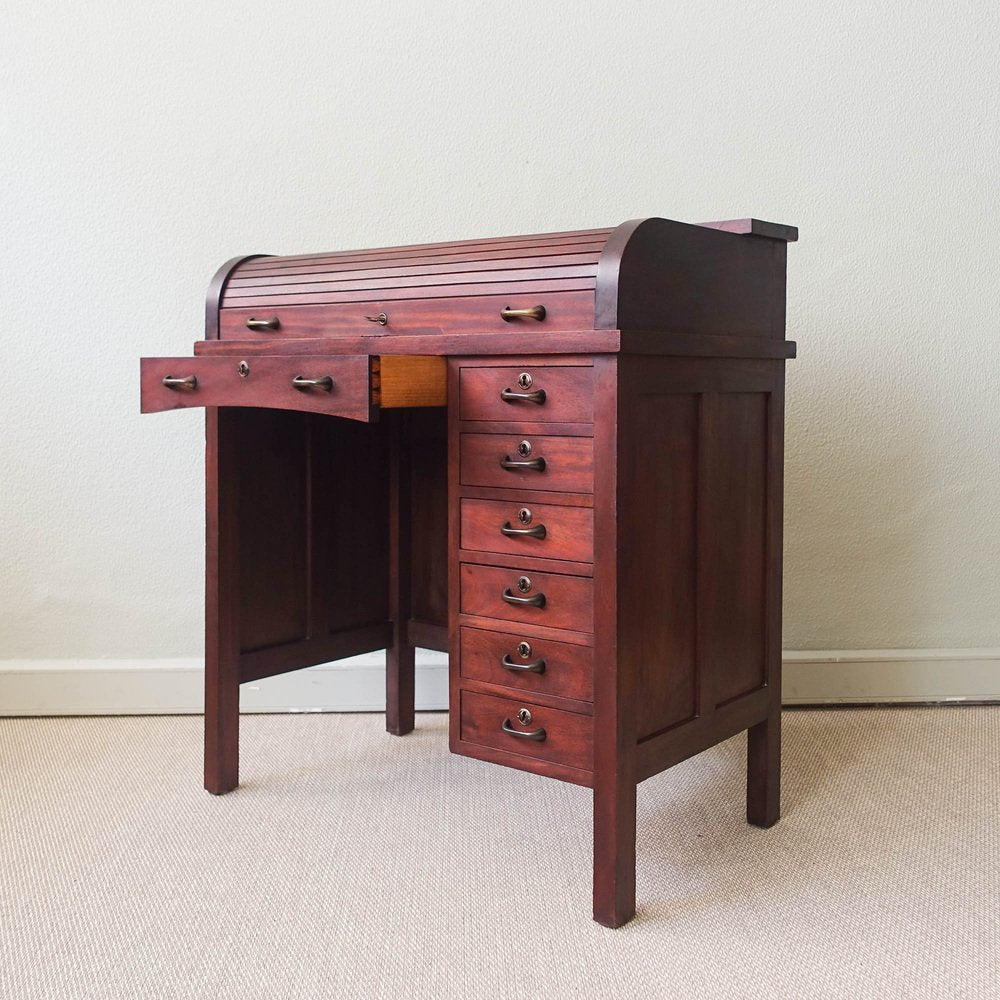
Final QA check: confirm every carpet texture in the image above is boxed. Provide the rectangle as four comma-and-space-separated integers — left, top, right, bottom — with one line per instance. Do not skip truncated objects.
1, 707, 997, 999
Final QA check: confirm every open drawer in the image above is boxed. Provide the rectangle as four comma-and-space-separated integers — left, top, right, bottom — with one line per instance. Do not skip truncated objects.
140, 354, 446, 421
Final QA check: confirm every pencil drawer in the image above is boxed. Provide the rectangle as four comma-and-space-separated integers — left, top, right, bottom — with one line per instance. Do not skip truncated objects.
460, 563, 593, 632
459, 433, 594, 494
460, 498, 593, 563
459, 689, 593, 770
140, 354, 375, 421
459, 365, 594, 423
460, 625, 593, 702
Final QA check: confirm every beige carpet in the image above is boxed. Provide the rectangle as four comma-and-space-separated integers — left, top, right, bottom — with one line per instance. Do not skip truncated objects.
1, 707, 997, 999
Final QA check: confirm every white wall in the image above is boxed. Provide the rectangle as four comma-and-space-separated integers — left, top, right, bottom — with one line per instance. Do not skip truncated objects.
1, 2, 997, 698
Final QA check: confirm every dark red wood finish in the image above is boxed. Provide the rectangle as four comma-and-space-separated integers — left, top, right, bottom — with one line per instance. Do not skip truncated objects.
145, 215, 795, 928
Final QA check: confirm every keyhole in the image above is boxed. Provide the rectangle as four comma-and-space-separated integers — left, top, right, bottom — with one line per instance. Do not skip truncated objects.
518, 372, 533, 390
516, 576, 532, 594
517, 440, 532, 458
517, 641, 532, 659
517, 508, 532, 525
517, 708, 532, 726
237, 361, 250, 378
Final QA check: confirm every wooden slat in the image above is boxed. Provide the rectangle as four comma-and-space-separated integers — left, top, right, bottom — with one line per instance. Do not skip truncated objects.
224, 278, 596, 307
228, 252, 602, 286
224, 265, 598, 299
237, 231, 613, 269
237, 244, 606, 278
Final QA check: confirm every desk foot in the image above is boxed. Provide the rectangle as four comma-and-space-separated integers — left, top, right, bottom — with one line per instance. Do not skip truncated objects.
746, 715, 781, 828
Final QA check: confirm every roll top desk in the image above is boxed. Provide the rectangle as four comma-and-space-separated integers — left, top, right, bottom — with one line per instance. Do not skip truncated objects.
140, 216, 797, 926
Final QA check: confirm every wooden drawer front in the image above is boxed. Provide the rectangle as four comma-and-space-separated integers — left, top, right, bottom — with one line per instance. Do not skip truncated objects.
140, 355, 373, 421
459, 365, 593, 423
459, 433, 594, 494
460, 499, 593, 563
460, 690, 592, 770
460, 626, 593, 702
461, 564, 593, 632
217, 290, 595, 339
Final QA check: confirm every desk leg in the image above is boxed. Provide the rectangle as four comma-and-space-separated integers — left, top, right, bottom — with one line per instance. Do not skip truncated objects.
205, 408, 240, 794
593, 771, 637, 928
747, 714, 781, 827
386, 412, 415, 735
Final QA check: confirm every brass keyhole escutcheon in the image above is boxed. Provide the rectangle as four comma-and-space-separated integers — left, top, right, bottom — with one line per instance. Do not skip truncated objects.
237, 361, 250, 379
517, 440, 532, 458
517, 641, 532, 659
517, 507, 532, 526
517, 708, 532, 726
518, 372, 533, 390
516, 576, 532, 594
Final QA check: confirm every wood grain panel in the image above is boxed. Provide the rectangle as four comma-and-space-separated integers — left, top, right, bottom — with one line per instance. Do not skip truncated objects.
460, 433, 594, 494
460, 498, 594, 563
310, 414, 390, 638
701, 392, 768, 706
459, 689, 593, 771
459, 365, 594, 423
407, 409, 449, 629
460, 563, 593, 632
233, 409, 308, 653
460, 625, 594, 702
616, 388, 698, 739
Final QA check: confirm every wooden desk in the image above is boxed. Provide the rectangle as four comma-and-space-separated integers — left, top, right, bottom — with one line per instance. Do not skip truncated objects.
141, 216, 797, 927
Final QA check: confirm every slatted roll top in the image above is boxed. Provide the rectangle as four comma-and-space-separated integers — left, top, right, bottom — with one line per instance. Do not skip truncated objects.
208, 217, 797, 341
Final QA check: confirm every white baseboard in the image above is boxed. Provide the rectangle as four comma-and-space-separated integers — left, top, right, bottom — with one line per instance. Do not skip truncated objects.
0, 649, 997, 716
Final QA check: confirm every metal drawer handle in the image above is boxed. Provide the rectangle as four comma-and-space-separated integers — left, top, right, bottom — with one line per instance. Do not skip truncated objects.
501, 718, 547, 741
292, 375, 334, 392
500, 456, 546, 472
502, 588, 546, 608
500, 387, 547, 404
501, 654, 546, 674
500, 522, 547, 539
246, 316, 280, 331
500, 306, 546, 322
162, 375, 197, 390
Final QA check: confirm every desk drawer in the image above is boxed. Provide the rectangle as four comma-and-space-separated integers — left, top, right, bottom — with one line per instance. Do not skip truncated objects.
460, 365, 593, 423
218, 290, 596, 339
140, 355, 375, 421
460, 689, 592, 770
460, 433, 594, 494
460, 625, 593, 702
460, 498, 593, 563
461, 564, 593, 632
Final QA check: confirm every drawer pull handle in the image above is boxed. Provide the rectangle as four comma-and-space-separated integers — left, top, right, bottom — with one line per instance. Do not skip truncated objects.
501, 718, 547, 741
162, 375, 197, 390
500, 306, 546, 322
292, 375, 334, 392
365, 312, 389, 325
500, 456, 546, 472
246, 316, 280, 331
501, 654, 546, 674
500, 522, 547, 539
500, 387, 547, 405
502, 588, 546, 608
